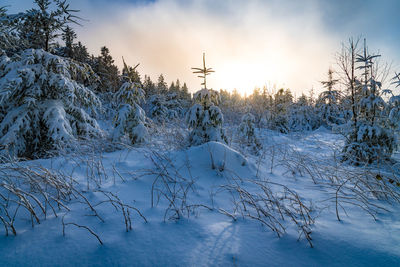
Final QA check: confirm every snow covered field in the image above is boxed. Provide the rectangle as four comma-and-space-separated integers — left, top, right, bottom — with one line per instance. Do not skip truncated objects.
1, 128, 399, 266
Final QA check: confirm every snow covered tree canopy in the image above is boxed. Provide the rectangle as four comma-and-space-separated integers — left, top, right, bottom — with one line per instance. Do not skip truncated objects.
317, 68, 342, 126
388, 73, 400, 130
238, 111, 262, 152
341, 40, 395, 164
186, 88, 227, 146
0, 7, 27, 55
0, 48, 101, 158
113, 80, 147, 144
149, 93, 182, 122
193, 88, 220, 107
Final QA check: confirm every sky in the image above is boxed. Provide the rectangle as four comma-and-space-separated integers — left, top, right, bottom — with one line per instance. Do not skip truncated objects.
4, 0, 400, 95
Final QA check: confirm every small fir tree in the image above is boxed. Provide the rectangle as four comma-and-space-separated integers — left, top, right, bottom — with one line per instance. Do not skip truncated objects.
186, 53, 227, 145
156, 74, 168, 94
61, 25, 77, 58
93, 46, 120, 93
317, 68, 342, 126
112, 62, 147, 144
238, 110, 262, 153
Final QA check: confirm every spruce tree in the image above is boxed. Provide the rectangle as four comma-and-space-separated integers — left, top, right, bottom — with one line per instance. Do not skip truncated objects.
180, 82, 191, 101
186, 53, 227, 145
73, 41, 90, 63
0, 7, 26, 55
156, 74, 168, 94
388, 73, 400, 134
93, 46, 120, 93
0, 49, 101, 158
61, 25, 76, 58
288, 94, 320, 132
238, 110, 262, 153
17, 0, 80, 52
317, 68, 342, 126
112, 61, 147, 144
143, 75, 156, 96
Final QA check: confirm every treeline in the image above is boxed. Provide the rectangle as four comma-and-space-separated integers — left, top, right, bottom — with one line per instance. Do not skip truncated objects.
1, 0, 400, 166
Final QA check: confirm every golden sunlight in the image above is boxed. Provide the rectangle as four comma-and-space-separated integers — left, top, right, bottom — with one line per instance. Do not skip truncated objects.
215, 60, 287, 95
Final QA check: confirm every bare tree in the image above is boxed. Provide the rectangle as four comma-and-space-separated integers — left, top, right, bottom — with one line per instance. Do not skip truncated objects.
337, 37, 361, 133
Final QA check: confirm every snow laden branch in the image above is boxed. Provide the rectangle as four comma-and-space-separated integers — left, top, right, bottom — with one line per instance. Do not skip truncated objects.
0, 49, 101, 158
112, 65, 148, 144
186, 88, 227, 145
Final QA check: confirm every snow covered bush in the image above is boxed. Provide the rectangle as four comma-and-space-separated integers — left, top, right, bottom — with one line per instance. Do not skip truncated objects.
186, 88, 227, 146
149, 94, 168, 121
287, 95, 321, 132
149, 93, 182, 122
238, 111, 262, 153
113, 81, 147, 144
268, 88, 293, 133
342, 124, 394, 164
0, 49, 101, 158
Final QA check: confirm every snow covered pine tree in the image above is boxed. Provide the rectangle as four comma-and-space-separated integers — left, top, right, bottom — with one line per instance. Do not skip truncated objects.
186, 53, 227, 145
0, 49, 101, 158
317, 68, 342, 127
238, 111, 262, 153
388, 72, 400, 138
0, 7, 27, 55
112, 62, 147, 144
186, 88, 227, 145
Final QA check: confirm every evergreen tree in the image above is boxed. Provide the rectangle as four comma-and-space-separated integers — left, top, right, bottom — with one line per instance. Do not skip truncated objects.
17, 0, 80, 52
288, 94, 320, 132
113, 61, 147, 144
169, 81, 176, 93
238, 110, 262, 153
270, 88, 293, 133
180, 82, 191, 101
149, 94, 168, 121
143, 75, 156, 96
61, 25, 76, 58
317, 68, 342, 126
388, 73, 400, 135
93, 46, 120, 93
168, 79, 181, 94
0, 7, 26, 55
175, 79, 181, 91
156, 74, 168, 94
149, 93, 181, 122
73, 41, 89, 63
187, 54, 226, 145
186, 89, 227, 145
122, 58, 141, 85
0, 49, 101, 158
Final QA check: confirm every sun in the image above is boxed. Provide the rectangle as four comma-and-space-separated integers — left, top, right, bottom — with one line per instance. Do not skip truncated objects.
213, 60, 287, 96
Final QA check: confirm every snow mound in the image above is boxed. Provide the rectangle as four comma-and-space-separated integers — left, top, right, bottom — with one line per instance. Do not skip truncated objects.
187, 141, 247, 171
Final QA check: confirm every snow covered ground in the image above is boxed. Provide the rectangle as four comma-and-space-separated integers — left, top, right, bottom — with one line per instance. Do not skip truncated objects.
0, 128, 399, 266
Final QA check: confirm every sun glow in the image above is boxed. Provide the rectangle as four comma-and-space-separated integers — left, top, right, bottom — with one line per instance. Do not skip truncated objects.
75, 0, 337, 96
215, 60, 287, 95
